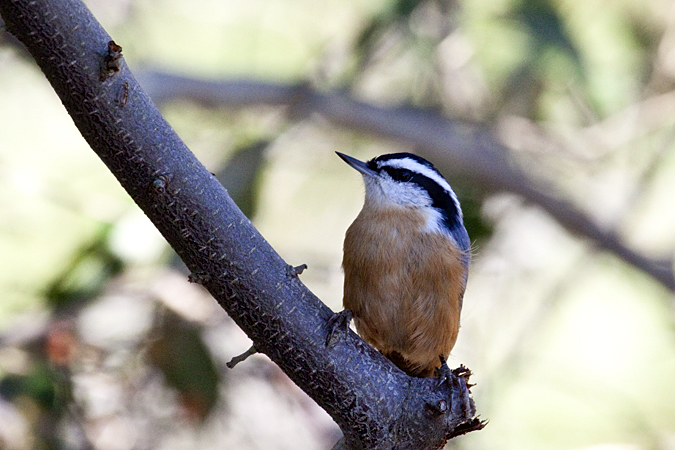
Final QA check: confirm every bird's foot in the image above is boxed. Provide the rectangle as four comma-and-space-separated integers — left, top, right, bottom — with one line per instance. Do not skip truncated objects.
434, 357, 474, 390
325, 309, 353, 348
434, 355, 453, 390
434, 357, 477, 420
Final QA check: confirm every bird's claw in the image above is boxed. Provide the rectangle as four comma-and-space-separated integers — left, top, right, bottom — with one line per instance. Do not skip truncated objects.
325, 309, 353, 348
434, 356, 452, 389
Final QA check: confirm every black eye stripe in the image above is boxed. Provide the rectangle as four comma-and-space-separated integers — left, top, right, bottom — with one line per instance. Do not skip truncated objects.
382, 167, 414, 182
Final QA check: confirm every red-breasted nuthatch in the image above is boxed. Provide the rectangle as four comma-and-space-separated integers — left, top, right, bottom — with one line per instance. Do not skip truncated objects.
337, 152, 470, 377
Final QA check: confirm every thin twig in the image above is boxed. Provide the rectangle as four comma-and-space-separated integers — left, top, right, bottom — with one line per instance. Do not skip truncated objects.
226, 345, 258, 369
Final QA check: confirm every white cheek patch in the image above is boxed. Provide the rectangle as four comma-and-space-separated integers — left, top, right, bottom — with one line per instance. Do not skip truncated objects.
364, 175, 432, 208
421, 207, 460, 246
422, 207, 444, 234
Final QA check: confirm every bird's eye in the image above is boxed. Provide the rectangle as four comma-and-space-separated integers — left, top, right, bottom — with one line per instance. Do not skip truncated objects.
397, 170, 413, 182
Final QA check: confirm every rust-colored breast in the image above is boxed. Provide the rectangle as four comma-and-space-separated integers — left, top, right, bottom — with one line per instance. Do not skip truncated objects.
342, 207, 467, 377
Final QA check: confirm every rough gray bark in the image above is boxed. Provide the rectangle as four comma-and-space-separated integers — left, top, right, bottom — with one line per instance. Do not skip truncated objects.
0, 0, 484, 448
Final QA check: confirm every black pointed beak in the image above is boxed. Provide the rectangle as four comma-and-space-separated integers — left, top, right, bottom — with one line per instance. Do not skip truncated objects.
336, 152, 378, 177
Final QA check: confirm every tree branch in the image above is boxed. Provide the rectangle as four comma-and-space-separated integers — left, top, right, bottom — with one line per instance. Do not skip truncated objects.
135, 71, 675, 291
0, 0, 484, 448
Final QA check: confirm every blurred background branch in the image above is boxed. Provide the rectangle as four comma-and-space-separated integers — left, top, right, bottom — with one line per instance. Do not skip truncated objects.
137, 71, 675, 291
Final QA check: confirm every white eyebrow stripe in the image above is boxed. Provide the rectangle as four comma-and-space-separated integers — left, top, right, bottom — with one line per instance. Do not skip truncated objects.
379, 157, 462, 214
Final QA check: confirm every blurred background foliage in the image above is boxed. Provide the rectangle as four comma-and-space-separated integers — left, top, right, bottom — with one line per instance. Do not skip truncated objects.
1, 0, 675, 449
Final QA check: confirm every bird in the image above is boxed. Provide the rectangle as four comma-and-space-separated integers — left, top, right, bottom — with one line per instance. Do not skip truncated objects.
337, 151, 470, 378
